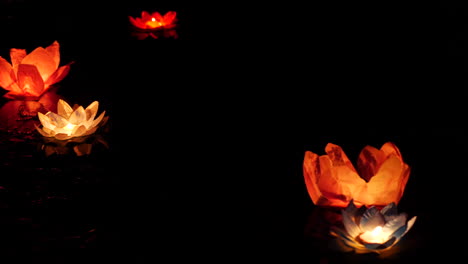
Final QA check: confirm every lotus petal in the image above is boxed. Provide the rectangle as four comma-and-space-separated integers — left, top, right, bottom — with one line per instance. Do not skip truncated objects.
363, 236, 396, 251
397, 165, 411, 205
141, 11, 151, 21
152, 12, 163, 21
382, 213, 407, 235
0, 57, 18, 91
359, 207, 385, 232
88, 111, 106, 130
21, 47, 56, 81
69, 106, 86, 125
380, 142, 403, 160
303, 151, 325, 206
381, 236, 397, 249
325, 143, 358, 173
83, 126, 98, 137
380, 202, 398, 217
356, 145, 386, 182
45, 111, 69, 128
55, 133, 72, 140
402, 216, 417, 237
10, 48, 27, 71
85, 101, 99, 121
44, 41, 60, 69
45, 63, 71, 86
72, 125, 87, 137
129, 16, 146, 29
38, 112, 54, 130
364, 155, 404, 205
17, 64, 44, 97
325, 143, 366, 202
342, 209, 361, 238
163, 11, 177, 24
57, 99, 74, 119
362, 242, 382, 250
344, 199, 359, 216
35, 125, 51, 137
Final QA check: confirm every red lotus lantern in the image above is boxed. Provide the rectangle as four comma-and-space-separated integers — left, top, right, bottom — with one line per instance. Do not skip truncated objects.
0, 41, 72, 100
303, 142, 410, 208
129, 11, 177, 30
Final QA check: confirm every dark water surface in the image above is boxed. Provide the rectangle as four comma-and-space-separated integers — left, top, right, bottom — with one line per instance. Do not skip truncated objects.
0, 0, 465, 263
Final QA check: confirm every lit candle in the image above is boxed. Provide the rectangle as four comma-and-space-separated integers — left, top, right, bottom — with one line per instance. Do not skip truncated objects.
359, 226, 391, 244
36, 99, 108, 140
332, 200, 417, 253
63, 123, 76, 135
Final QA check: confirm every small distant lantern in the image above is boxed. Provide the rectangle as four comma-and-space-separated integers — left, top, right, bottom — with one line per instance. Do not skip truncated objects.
129, 11, 178, 39
0, 41, 72, 100
303, 142, 410, 208
36, 99, 108, 140
129, 11, 177, 30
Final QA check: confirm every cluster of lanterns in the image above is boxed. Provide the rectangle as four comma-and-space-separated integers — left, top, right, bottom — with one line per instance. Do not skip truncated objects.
303, 142, 417, 254
1, 8, 416, 254
128, 11, 178, 40
0, 9, 178, 153
0, 41, 107, 155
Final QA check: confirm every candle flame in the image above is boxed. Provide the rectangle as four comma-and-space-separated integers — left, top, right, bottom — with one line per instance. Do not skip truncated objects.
359, 225, 391, 244
63, 123, 76, 135
371, 226, 382, 236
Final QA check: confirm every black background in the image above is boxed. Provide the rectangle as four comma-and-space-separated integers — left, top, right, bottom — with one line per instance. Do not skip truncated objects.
0, 0, 466, 263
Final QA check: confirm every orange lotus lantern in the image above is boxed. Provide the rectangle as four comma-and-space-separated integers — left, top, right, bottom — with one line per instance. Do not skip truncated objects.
0, 41, 72, 100
129, 11, 177, 30
303, 142, 410, 208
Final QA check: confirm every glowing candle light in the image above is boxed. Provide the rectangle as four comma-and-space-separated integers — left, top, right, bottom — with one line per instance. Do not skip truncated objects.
129, 11, 177, 30
63, 123, 76, 135
36, 99, 108, 140
330, 200, 417, 254
359, 226, 391, 244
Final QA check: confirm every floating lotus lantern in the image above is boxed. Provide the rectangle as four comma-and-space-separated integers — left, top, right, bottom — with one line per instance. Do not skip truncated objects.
129, 11, 177, 30
129, 11, 178, 39
36, 99, 108, 140
0, 41, 72, 100
303, 142, 410, 208
330, 200, 416, 254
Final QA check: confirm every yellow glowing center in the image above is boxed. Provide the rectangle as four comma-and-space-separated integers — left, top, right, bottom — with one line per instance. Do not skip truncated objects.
63, 123, 76, 135
146, 17, 165, 28
359, 226, 390, 244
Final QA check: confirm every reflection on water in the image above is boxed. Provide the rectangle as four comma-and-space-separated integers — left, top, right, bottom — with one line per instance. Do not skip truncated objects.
40, 134, 109, 157
0, 90, 114, 260
0, 90, 62, 135
130, 27, 178, 40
